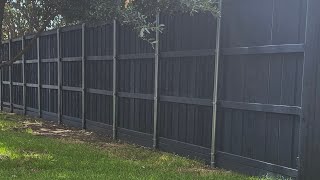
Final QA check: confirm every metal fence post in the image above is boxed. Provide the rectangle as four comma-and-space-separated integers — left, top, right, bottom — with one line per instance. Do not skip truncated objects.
9, 39, 13, 113
153, 12, 160, 149
57, 28, 62, 124
0, 65, 1, 111
37, 37, 41, 117
0, 43, 2, 111
22, 36, 26, 115
299, 0, 320, 178
112, 19, 118, 140
211, 0, 223, 168
81, 23, 86, 129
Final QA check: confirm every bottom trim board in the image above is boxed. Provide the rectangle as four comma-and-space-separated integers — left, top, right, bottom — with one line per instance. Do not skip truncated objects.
86, 120, 113, 136
118, 128, 153, 148
216, 151, 298, 178
42, 111, 58, 122
62, 115, 82, 128
158, 137, 211, 163
26, 110, 38, 117
13, 109, 24, 115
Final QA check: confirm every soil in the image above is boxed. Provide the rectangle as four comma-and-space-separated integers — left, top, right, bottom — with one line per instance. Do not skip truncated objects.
5, 113, 116, 146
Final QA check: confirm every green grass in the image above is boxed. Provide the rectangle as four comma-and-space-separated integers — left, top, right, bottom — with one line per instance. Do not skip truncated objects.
0, 113, 271, 180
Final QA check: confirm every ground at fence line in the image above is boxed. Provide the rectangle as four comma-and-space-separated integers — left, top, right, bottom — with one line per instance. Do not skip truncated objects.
0, 112, 286, 180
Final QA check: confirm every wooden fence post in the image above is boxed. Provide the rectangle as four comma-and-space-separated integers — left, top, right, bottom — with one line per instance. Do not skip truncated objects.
81, 23, 86, 129
37, 37, 41, 117
22, 36, 26, 115
9, 39, 13, 113
112, 19, 118, 140
57, 28, 62, 124
153, 12, 160, 149
211, 0, 223, 168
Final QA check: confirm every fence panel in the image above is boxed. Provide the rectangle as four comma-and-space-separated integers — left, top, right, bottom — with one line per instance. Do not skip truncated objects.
23, 37, 39, 116
11, 40, 23, 112
1, 43, 9, 110
85, 23, 114, 133
215, 0, 306, 178
157, 13, 216, 161
116, 23, 155, 146
59, 27, 83, 127
39, 33, 58, 119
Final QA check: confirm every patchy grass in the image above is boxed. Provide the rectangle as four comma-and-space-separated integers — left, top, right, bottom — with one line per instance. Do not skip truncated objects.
0, 113, 274, 180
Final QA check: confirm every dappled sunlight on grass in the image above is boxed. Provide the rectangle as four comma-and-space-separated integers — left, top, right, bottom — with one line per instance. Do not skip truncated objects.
150, 153, 198, 167
57, 173, 69, 179
0, 146, 20, 159
106, 143, 201, 168
0, 113, 276, 180
0, 119, 20, 131
25, 128, 33, 134
0, 141, 55, 163
159, 154, 170, 161
22, 151, 54, 161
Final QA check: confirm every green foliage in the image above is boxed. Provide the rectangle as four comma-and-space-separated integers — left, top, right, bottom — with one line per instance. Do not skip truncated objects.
262, 174, 292, 180
2, 0, 64, 39
57, 0, 111, 24
134, 0, 220, 16
118, 0, 220, 46
120, 5, 164, 46
180, 0, 220, 16
2, 0, 220, 43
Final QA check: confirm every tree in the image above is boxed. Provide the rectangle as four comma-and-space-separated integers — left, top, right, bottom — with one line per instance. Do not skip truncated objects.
2, 0, 65, 39
0, 0, 6, 44
0, 0, 220, 67
0, 0, 60, 67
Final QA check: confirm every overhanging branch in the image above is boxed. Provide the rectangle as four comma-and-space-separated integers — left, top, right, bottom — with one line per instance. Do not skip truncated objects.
0, 13, 56, 68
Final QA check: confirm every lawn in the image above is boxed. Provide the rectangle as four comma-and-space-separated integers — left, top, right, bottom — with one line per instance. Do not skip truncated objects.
0, 113, 272, 180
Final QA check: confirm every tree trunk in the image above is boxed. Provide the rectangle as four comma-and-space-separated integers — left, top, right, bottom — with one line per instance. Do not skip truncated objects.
0, 0, 6, 44
0, 13, 56, 68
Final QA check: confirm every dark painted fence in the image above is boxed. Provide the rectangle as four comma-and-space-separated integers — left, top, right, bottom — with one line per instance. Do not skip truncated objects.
0, 0, 318, 179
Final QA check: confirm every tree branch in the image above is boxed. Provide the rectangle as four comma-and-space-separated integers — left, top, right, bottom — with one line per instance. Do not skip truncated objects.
0, 13, 56, 68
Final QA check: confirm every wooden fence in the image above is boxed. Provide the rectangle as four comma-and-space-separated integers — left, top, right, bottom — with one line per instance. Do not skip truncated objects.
1, 0, 319, 179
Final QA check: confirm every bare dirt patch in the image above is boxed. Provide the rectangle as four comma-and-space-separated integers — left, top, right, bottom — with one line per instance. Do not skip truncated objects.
3, 113, 115, 146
